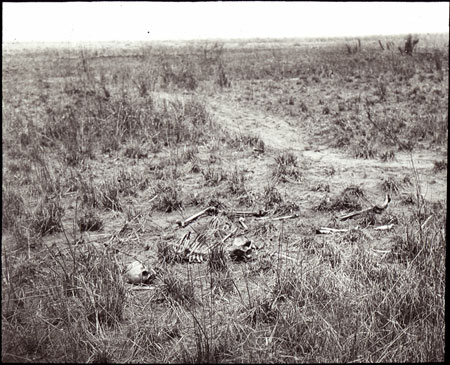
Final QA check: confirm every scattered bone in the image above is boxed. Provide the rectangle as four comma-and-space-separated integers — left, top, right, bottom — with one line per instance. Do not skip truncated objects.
317, 222, 396, 234
338, 194, 391, 221
374, 224, 394, 231
316, 227, 350, 234
129, 286, 157, 291
204, 227, 238, 254
176, 206, 217, 228
255, 213, 299, 221
270, 252, 299, 262
371, 249, 391, 254
221, 227, 238, 244
228, 210, 267, 218
239, 217, 248, 230
272, 213, 299, 221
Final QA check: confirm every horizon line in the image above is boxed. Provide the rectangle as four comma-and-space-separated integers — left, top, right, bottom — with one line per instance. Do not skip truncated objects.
3, 31, 449, 45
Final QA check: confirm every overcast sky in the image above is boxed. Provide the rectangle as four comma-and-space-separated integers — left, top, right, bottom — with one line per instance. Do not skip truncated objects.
2, 1, 449, 43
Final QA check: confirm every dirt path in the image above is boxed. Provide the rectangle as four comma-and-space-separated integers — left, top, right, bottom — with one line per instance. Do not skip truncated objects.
208, 96, 446, 203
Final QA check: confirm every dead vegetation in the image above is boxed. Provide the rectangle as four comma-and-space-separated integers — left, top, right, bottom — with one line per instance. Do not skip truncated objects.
2, 34, 447, 362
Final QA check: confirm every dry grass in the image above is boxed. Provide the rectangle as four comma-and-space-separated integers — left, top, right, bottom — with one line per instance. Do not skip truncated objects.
2, 34, 446, 363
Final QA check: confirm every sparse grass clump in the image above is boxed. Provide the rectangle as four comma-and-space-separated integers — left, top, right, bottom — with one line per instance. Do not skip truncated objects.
316, 185, 363, 212
157, 240, 183, 264
180, 145, 199, 163
229, 133, 265, 153
247, 294, 280, 325
116, 168, 150, 195
271, 266, 303, 302
433, 159, 447, 173
263, 184, 283, 210
311, 182, 330, 192
351, 137, 377, 159
77, 209, 103, 231
77, 173, 100, 209
153, 182, 183, 213
273, 151, 301, 181
65, 245, 127, 328
31, 197, 64, 236
161, 61, 199, 90
380, 176, 401, 195
202, 166, 227, 186
209, 270, 235, 298
228, 166, 246, 194
98, 180, 122, 211
273, 200, 300, 215
123, 140, 148, 159
2, 186, 26, 231
380, 150, 395, 162
160, 270, 197, 306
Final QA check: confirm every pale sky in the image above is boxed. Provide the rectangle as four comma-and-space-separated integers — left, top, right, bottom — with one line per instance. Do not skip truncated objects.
2, 1, 449, 43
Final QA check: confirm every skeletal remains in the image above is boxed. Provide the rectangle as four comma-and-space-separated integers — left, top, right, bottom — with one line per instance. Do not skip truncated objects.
125, 194, 392, 283
125, 234, 258, 285
168, 231, 258, 263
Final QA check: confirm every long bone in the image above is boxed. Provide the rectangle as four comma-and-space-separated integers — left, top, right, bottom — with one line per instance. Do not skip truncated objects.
338, 194, 391, 221
176, 206, 217, 228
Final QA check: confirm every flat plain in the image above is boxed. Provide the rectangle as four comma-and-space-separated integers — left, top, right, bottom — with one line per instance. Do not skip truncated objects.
2, 34, 447, 362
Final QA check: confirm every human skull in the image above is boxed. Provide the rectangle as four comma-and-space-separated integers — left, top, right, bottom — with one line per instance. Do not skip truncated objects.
125, 261, 154, 285
228, 236, 257, 262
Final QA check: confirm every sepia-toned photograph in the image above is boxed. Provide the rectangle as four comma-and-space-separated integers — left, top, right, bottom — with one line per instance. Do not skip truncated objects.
2, 1, 447, 362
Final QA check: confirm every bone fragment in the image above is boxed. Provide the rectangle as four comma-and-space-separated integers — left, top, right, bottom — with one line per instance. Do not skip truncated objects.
239, 217, 248, 230
255, 213, 299, 221
374, 224, 394, 231
228, 210, 267, 218
129, 286, 157, 291
316, 227, 349, 234
339, 194, 391, 221
276, 253, 300, 262
176, 206, 217, 228
271, 213, 299, 221
222, 227, 238, 243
